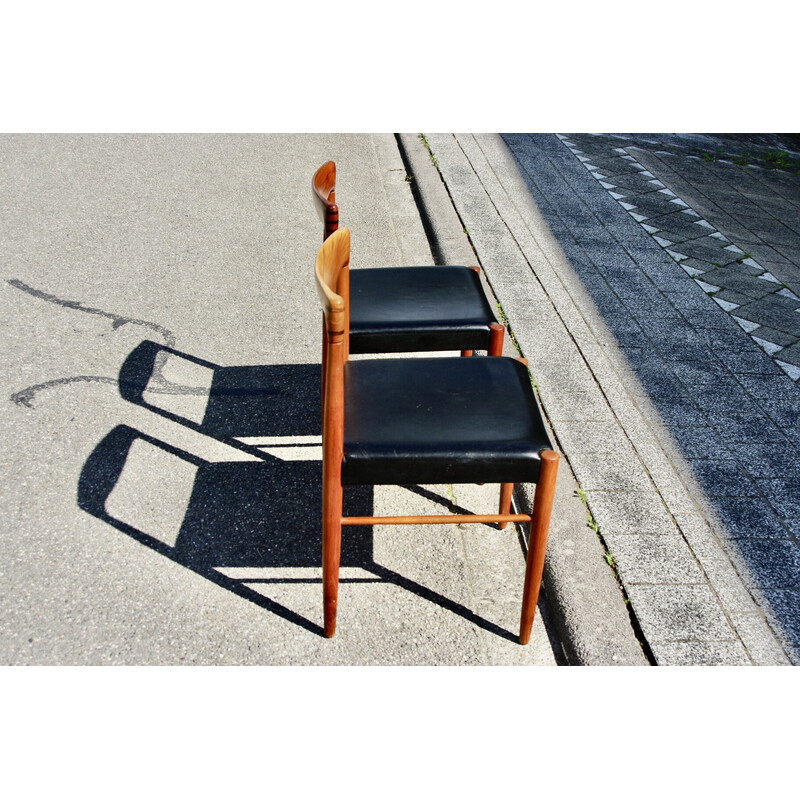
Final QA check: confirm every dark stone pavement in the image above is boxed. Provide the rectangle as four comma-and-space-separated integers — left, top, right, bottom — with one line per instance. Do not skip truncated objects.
563, 133, 800, 380
544, 133, 800, 660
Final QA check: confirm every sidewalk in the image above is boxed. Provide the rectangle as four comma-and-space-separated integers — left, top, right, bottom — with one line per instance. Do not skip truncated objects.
1, 133, 566, 665
423, 133, 800, 665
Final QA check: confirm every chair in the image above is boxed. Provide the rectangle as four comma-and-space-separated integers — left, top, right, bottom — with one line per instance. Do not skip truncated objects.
313, 160, 504, 358
316, 228, 560, 644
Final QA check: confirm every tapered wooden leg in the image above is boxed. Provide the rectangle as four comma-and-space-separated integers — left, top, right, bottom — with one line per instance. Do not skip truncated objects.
497, 483, 514, 530
519, 450, 559, 645
488, 323, 505, 356
320, 317, 328, 419
322, 470, 343, 638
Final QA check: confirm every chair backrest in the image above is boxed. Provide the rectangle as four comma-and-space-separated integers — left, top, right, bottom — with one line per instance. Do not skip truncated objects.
315, 227, 350, 337
312, 161, 339, 241
315, 227, 351, 464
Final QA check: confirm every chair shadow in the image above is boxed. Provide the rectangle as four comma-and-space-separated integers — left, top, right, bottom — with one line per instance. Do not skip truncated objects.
119, 340, 322, 456
77, 341, 518, 642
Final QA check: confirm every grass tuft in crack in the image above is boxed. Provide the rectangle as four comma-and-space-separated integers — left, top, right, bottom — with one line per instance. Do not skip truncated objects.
418, 134, 439, 170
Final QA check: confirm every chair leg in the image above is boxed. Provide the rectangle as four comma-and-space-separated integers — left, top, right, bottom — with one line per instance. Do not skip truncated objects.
519, 450, 559, 645
321, 317, 328, 419
497, 483, 514, 530
322, 464, 343, 638
488, 323, 504, 356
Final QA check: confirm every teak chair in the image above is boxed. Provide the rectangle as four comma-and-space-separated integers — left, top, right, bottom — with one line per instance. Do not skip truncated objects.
316, 228, 560, 643
313, 160, 504, 358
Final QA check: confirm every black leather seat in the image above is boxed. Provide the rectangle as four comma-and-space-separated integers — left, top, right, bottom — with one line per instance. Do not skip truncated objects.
342, 356, 552, 486
349, 266, 497, 353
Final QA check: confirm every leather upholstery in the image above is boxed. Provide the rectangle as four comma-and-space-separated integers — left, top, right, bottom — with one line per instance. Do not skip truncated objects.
342, 356, 551, 486
349, 266, 497, 353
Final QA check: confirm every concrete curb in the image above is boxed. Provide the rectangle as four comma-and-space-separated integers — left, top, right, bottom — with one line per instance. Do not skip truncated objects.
396, 133, 650, 665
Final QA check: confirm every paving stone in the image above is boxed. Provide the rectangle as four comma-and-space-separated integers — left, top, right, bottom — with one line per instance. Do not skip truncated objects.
747, 224, 800, 248
734, 372, 800, 400
674, 242, 744, 267
706, 411, 788, 444
663, 287, 722, 314
698, 268, 779, 299
621, 193, 694, 220
760, 589, 800, 662
727, 613, 791, 664
707, 496, 793, 539
627, 358, 687, 394
732, 295, 800, 336
665, 424, 734, 460
645, 213, 719, 239
583, 489, 676, 536
658, 227, 717, 246
687, 458, 761, 497
727, 261, 768, 277
595, 160, 651, 179
695, 326, 760, 350
679, 256, 723, 279
686, 308, 748, 331
669, 360, 729, 386
620, 295, 686, 322
746, 325, 798, 349
599, 171, 671, 194
565, 446, 655, 493
603, 532, 705, 584
673, 511, 766, 613
625, 584, 737, 643
542, 388, 615, 423
758, 397, 800, 434
651, 640, 752, 665
776, 341, 800, 368
638, 392, 708, 427
658, 340, 722, 366
717, 348, 784, 374
554, 419, 633, 455
755, 478, 800, 520
725, 539, 800, 589
712, 288, 753, 306
727, 441, 800, 478
690, 382, 763, 416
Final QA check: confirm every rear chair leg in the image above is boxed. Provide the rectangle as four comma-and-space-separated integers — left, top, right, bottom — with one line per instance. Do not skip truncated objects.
498, 483, 514, 530
488, 323, 504, 356
519, 450, 559, 645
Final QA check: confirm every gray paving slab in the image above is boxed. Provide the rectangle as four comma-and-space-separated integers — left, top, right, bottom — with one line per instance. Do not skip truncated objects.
0, 133, 559, 666
426, 132, 799, 665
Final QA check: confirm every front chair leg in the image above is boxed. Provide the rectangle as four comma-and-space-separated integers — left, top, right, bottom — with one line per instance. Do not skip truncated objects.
519, 450, 559, 645
322, 472, 343, 638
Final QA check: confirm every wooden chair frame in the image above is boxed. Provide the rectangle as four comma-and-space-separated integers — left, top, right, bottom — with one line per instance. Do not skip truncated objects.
316, 229, 559, 644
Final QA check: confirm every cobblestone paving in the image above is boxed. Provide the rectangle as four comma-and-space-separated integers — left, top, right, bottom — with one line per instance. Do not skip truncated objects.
560, 134, 800, 384
449, 133, 800, 663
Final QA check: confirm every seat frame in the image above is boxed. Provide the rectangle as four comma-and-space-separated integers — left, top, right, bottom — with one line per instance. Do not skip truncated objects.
316, 228, 559, 644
